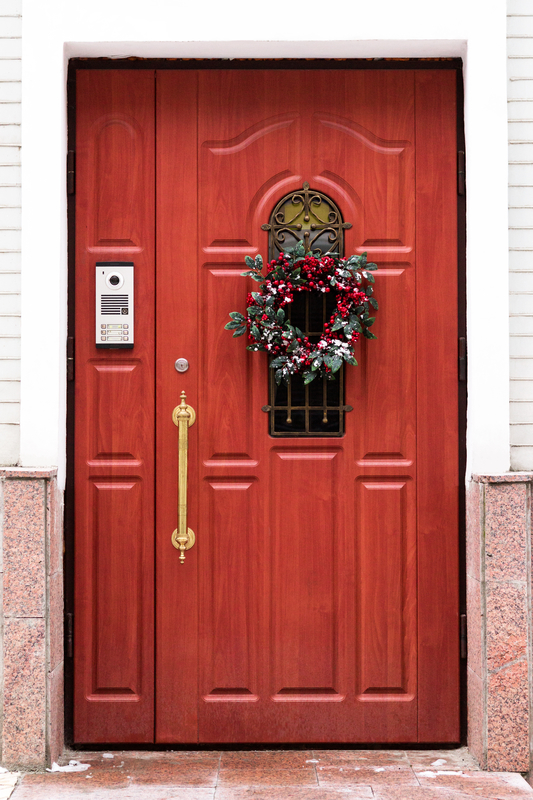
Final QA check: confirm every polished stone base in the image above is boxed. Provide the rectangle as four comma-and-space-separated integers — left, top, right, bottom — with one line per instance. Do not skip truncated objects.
0, 468, 63, 770
467, 474, 533, 772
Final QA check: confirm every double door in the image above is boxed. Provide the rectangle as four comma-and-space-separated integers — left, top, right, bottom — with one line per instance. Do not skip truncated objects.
73, 67, 460, 743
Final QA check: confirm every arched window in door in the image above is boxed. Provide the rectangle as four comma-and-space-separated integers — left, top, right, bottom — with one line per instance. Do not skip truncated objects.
262, 183, 353, 436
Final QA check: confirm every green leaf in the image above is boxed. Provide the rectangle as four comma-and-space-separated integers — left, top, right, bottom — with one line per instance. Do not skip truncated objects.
290, 267, 301, 278
287, 340, 298, 353
303, 371, 317, 384
365, 317, 376, 327
345, 355, 358, 366
245, 255, 255, 268
366, 262, 378, 271
241, 270, 256, 277
251, 292, 264, 304
251, 325, 260, 338
229, 312, 245, 322
270, 356, 286, 368
324, 355, 333, 368
311, 356, 323, 371
331, 356, 342, 372
255, 254, 263, 269
252, 275, 264, 283
233, 326, 246, 337
332, 319, 344, 332
293, 241, 306, 258
362, 271, 375, 283
352, 318, 363, 333
225, 320, 242, 330
276, 308, 286, 323
363, 329, 377, 339
369, 298, 379, 310
275, 368, 283, 386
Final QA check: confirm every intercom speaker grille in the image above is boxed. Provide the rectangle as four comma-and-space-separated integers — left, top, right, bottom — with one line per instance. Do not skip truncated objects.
101, 294, 128, 315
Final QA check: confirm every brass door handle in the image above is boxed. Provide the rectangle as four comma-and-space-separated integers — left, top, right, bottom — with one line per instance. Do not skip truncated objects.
171, 391, 196, 563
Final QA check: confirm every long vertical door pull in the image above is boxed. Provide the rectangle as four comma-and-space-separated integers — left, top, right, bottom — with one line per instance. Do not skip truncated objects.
171, 391, 196, 562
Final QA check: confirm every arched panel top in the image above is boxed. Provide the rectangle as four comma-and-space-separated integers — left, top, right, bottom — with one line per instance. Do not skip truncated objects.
92, 115, 144, 247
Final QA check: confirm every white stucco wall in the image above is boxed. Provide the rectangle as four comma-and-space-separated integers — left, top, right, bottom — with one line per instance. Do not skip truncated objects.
508, 0, 533, 470
20, 0, 510, 485
0, 1, 21, 465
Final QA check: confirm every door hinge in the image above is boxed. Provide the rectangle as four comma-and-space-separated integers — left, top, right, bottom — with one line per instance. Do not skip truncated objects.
460, 613, 467, 659
66, 612, 74, 658
67, 336, 74, 382
457, 151, 465, 196
67, 150, 75, 195
458, 336, 467, 382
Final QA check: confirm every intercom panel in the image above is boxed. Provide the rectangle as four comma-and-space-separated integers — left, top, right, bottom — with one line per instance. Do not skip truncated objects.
95, 262, 134, 349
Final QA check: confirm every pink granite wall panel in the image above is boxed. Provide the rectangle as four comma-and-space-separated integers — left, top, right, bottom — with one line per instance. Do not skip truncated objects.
0, 470, 62, 770
46, 478, 63, 764
47, 478, 62, 577
467, 666, 484, 767
487, 660, 529, 772
2, 617, 46, 765
484, 483, 527, 582
466, 480, 485, 766
466, 574, 482, 679
485, 581, 527, 671
466, 480, 482, 582
47, 661, 63, 765
3, 480, 45, 618
49, 569, 63, 674
468, 475, 533, 773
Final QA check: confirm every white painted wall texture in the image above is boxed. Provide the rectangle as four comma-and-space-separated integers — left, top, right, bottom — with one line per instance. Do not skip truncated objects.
0, 1, 20, 466
509, 0, 533, 469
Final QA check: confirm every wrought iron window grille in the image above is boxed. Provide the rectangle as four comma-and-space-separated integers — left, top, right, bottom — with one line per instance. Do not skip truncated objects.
261, 183, 353, 437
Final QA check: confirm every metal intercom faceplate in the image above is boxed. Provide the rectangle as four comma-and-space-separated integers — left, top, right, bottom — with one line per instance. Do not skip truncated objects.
95, 262, 134, 349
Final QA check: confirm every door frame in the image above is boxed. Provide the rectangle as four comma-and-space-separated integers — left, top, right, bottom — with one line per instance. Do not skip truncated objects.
64, 57, 467, 747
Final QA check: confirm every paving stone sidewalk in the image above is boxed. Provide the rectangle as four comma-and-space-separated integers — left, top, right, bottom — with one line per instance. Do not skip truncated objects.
5, 748, 533, 799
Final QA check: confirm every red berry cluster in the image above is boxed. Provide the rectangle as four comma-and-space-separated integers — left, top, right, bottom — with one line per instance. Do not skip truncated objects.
245, 254, 369, 360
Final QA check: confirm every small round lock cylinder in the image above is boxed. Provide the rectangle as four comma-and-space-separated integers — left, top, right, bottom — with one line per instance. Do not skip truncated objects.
175, 358, 189, 373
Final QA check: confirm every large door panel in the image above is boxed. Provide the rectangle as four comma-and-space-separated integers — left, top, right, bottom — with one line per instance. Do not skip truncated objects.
155, 69, 458, 743
74, 70, 156, 742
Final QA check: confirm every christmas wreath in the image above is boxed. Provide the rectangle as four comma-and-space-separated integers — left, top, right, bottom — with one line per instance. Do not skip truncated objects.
225, 242, 378, 386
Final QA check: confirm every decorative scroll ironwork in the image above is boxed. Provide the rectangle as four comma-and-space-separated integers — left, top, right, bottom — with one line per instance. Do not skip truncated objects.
261, 181, 352, 260
263, 183, 353, 436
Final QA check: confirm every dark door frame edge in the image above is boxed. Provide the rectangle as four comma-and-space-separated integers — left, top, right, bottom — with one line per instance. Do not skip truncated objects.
64, 57, 467, 747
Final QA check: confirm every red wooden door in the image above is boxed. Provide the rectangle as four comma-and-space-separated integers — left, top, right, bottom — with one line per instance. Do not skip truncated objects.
74, 68, 459, 744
